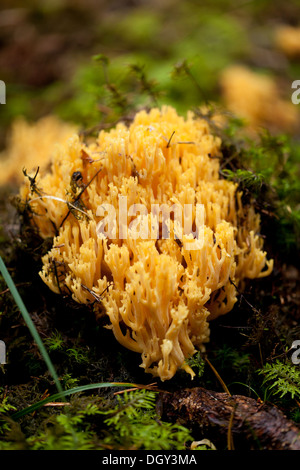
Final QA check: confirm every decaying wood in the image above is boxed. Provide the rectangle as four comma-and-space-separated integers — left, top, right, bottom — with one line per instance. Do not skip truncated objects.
158, 387, 300, 450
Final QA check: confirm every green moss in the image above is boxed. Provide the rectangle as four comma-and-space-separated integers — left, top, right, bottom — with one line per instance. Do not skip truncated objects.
0, 389, 193, 450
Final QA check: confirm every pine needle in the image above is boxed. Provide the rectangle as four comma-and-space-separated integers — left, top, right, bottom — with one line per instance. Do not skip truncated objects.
205, 357, 231, 395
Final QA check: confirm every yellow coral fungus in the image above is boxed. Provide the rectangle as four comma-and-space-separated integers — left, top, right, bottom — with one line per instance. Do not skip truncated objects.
0, 116, 77, 186
19, 106, 273, 381
220, 65, 299, 133
275, 25, 300, 58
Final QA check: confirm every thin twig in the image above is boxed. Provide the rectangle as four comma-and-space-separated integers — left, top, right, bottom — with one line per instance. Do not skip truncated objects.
0, 282, 31, 295
227, 404, 237, 450
166, 131, 175, 148
60, 167, 103, 227
28, 195, 92, 220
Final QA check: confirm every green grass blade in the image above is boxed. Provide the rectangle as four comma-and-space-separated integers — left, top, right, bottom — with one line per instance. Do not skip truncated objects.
11, 382, 139, 420
0, 256, 63, 395
229, 381, 261, 399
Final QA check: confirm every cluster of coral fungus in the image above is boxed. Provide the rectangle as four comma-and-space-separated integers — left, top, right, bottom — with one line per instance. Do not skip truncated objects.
0, 116, 77, 186
19, 106, 273, 381
220, 66, 299, 134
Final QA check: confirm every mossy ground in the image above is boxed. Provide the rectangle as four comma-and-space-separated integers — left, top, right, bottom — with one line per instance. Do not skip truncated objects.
0, 0, 299, 450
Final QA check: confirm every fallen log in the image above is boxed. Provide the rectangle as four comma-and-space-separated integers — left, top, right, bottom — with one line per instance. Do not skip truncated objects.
158, 387, 300, 450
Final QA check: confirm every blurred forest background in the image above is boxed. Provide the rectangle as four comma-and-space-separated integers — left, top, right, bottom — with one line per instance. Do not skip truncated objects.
0, 0, 300, 143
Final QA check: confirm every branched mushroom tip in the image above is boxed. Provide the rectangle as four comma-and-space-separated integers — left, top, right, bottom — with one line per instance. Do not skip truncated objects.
19, 106, 273, 381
